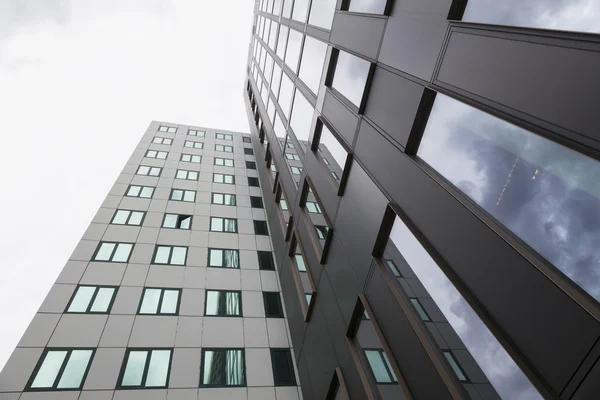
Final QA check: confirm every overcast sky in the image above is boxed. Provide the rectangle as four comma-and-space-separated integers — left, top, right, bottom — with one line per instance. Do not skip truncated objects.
0, 0, 254, 370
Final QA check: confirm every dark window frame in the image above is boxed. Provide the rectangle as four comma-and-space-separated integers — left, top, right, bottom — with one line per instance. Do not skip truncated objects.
204, 289, 243, 317
250, 196, 264, 208
311, 118, 353, 196
184, 140, 204, 149
211, 192, 237, 206
270, 348, 297, 386
144, 149, 168, 159
110, 209, 146, 226
258, 251, 276, 271
263, 291, 284, 318
254, 220, 269, 236
137, 287, 182, 316
207, 248, 241, 269
248, 177, 260, 187
136, 165, 162, 177
25, 348, 96, 392
152, 137, 172, 145
169, 188, 196, 202
65, 285, 119, 314
151, 245, 188, 266
215, 144, 234, 153
91, 241, 134, 263
213, 173, 236, 185
158, 125, 177, 133
180, 153, 202, 163
125, 185, 155, 199
246, 161, 257, 169
116, 348, 174, 389
161, 213, 193, 230
214, 157, 235, 167
210, 217, 239, 233
175, 169, 199, 181
199, 348, 247, 387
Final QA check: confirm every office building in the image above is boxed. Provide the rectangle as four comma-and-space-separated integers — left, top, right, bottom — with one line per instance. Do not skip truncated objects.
245, 0, 600, 399
0, 123, 303, 400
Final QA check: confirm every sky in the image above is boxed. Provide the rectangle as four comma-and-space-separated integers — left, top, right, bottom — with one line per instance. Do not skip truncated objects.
0, 0, 255, 371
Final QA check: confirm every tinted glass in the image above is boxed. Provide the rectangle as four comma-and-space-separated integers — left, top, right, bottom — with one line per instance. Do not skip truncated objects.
308, 0, 336, 29
121, 351, 147, 386
210, 249, 223, 266
271, 349, 296, 385
331, 50, 371, 107
202, 349, 245, 386
258, 251, 275, 270
31, 351, 67, 388
298, 36, 328, 94
364, 350, 395, 383
316, 123, 348, 181
264, 292, 284, 317
443, 351, 467, 382
285, 30, 303, 74
290, 90, 314, 142
90, 287, 114, 312
154, 246, 170, 264
278, 73, 294, 118
418, 93, 600, 304
68, 286, 95, 312
128, 211, 144, 225
347, 0, 387, 14
140, 289, 161, 314
145, 350, 170, 387
282, 0, 293, 18
56, 350, 92, 388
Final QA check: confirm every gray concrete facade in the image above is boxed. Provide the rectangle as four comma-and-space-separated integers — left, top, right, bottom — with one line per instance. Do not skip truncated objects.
0, 121, 302, 400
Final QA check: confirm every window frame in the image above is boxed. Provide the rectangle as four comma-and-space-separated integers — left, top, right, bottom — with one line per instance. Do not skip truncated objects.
151, 245, 188, 266
169, 188, 196, 202
213, 173, 236, 185
215, 144, 234, 153
137, 287, 182, 316
125, 185, 155, 199
211, 192, 237, 206
152, 137, 172, 145
246, 161, 257, 170
216, 132, 234, 141
254, 220, 269, 236
325, 367, 351, 400
289, 234, 317, 321
250, 196, 264, 208
210, 217, 239, 233
258, 251, 276, 271
175, 169, 199, 181
214, 157, 235, 167
248, 177, 260, 187
204, 289, 243, 317
180, 153, 202, 163
325, 48, 375, 113
25, 348, 96, 391
270, 348, 297, 386
116, 348, 174, 389
263, 291, 284, 318
92, 241, 134, 263
110, 209, 146, 226
158, 125, 177, 133
184, 140, 204, 149
136, 165, 162, 177
161, 213, 192, 230
199, 348, 246, 387
208, 248, 241, 269
144, 149, 168, 159
311, 118, 353, 196
188, 128, 205, 137
65, 285, 118, 314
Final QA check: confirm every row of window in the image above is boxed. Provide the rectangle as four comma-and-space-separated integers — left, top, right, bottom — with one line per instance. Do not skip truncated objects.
27, 347, 295, 391
124, 178, 260, 200
145, 146, 254, 158
93, 243, 275, 268
137, 162, 256, 180
158, 126, 253, 142
66, 285, 284, 317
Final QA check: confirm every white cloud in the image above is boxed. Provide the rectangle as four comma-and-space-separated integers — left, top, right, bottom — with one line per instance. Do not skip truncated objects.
0, 0, 254, 370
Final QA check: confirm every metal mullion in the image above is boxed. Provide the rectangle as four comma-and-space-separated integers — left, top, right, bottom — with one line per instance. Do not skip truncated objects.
52, 350, 72, 389
86, 286, 101, 313
109, 243, 119, 261
378, 349, 396, 383
167, 247, 173, 264
140, 350, 152, 387
157, 289, 165, 315
124, 211, 133, 225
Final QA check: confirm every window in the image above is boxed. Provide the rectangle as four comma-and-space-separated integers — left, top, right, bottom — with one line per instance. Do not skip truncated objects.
152, 137, 172, 145
291, 166, 302, 175
66, 286, 117, 313
270, 349, 296, 386
145, 150, 168, 159
215, 144, 234, 152
308, 0, 336, 29
314, 121, 350, 186
258, 251, 275, 271
27, 349, 94, 390
215, 157, 234, 167
364, 349, 398, 384
343, 0, 388, 14
93, 242, 133, 263
246, 161, 256, 169
315, 225, 329, 240
184, 140, 203, 149
244, 148, 254, 155
280, 199, 288, 210
136, 165, 162, 176
323, 158, 330, 165
200, 349, 245, 386
263, 292, 284, 318
243, 136, 252, 143
385, 259, 402, 277
305, 201, 321, 214
213, 173, 235, 184
278, 73, 294, 119
204, 290, 242, 316
126, 185, 154, 198
209, 248, 240, 268
248, 177, 260, 187
298, 35, 328, 94
152, 245, 187, 265
250, 196, 263, 208
170, 189, 196, 202
332, 171, 339, 179
212, 192, 237, 205
118, 349, 172, 388
210, 217, 238, 233
188, 129, 205, 136
158, 125, 177, 133
216, 132, 233, 140
181, 154, 201, 163
284, 29, 303, 73
254, 220, 269, 235
162, 214, 192, 229
294, 253, 306, 272
443, 351, 468, 382
138, 288, 180, 315
176, 169, 199, 180
285, 153, 300, 161
286, 141, 295, 148
329, 50, 371, 108
111, 210, 145, 226
291, 0, 309, 22
409, 298, 431, 322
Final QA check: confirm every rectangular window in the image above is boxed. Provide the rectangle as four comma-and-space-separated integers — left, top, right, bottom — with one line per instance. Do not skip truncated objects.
204, 290, 242, 316
248, 177, 260, 187
212, 193, 237, 205
313, 120, 350, 186
136, 165, 162, 176
158, 125, 177, 133
285, 153, 300, 161
216, 133, 233, 140
188, 129, 205, 137
254, 220, 269, 235
258, 251, 275, 271
138, 288, 181, 315
181, 154, 201, 163
213, 173, 235, 184
210, 217, 238, 233
409, 298, 431, 322
118, 349, 172, 388
175, 169, 199, 180
280, 199, 289, 211
111, 210, 145, 226
66, 286, 117, 313
152, 245, 187, 265
162, 214, 192, 229
308, 0, 336, 29
27, 349, 94, 390
184, 140, 203, 149
215, 144, 234, 153
209, 248, 240, 269
215, 157, 234, 167
263, 292, 284, 318
305, 201, 321, 214
244, 148, 254, 155
364, 349, 398, 384
152, 137, 172, 145
126, 185, 154, 198
270, 348, 297, 386
246, 161, 256, 170
200, 349, 245, 386
343, 0, 388, 14
145, 150, 168, 159
315, 225, 329, 240
329, 49, 371, 108
93, 242, 133, 263
250, 196, 264, 208
291, 166, 302, 175
170, 189, 196, 202
443, 351, 468, 382
243, 136, 252, 143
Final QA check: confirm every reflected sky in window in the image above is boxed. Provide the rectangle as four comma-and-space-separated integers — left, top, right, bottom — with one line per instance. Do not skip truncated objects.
317, 123, 349, 176
463, 0, 600, 34
276, 25, 288, 60
278, 72, 294, 118
271, 62, 282, 98
285, 29, 303, 74
290, 89, 314, 142
331, 50, 371, 107
418, 93, 600, 303
298, 35, 328, 95
292, 0, 310, 22
308, 0, 336, 29
389, 216, 541, 399
346, 0, 388, 14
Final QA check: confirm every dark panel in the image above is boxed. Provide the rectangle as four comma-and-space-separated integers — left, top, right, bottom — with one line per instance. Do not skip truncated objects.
279, 257, 308, 359
572, 356, 600, 400
334, 161, 388, 285
297, 213, 324, 284
354, 119, 600, 394
303, 148, 341, 223
379, 0, 451, 81
330, 12, 386, 60
364, 67, 426, 148
436, 26, 600, 155
367, 264, 454, 399
322, 90, 359, 147
297, 352, 316, 400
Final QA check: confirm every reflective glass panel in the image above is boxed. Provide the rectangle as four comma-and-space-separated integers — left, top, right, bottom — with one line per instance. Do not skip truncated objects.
95, 243, 115, 261
347, 0, 387, 14
290, 89, 314, 142
278, 73, 294, 118
170, 247, 187, 265
210, 249, 223, 266
206, 290, 241, 316
418, 93, 600, 303
140, 187, 154, 198
316, 123, 348, 182
276, 25, 289, 60
308, 0, 336, 29
292, 0, 310, 22
298, 36, 328, 94
128, 211, 144, 225
154, 246, 171, 264
145, 350, 171, 387
68, 286, 95, 312
122, 351, 147, 386
112, 210, 129, 224
160, 290, 179, 314
163, 214, 178, 228
331, 50, 371, 107
90, 287, 115, 312
268, 22, 279, 49
285, 29, 303, 73
282, 0, 293, 18
31, 351, 67, 388
271, 63, 283, 97
140, 289, 161, 314
364, 350, 396, 383
112, 243, 132, 262
56, 350, 92, 388
443, 351, 467, 382
295, 254, 306, 272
